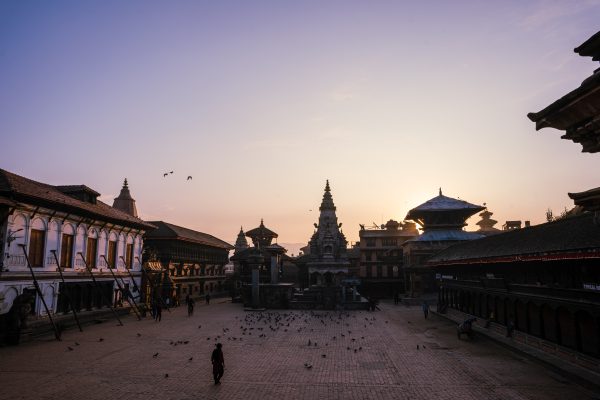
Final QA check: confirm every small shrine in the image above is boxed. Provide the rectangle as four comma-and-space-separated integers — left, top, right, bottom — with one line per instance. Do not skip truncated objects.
230, 220, 293, 309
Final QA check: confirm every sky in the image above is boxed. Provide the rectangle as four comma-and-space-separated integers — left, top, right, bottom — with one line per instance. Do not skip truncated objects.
1, 0, 599, 251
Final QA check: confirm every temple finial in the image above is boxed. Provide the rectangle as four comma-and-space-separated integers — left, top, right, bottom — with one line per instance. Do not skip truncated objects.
123, 178, 128, 188
439, 187, 442, 196
325, 179, 331, 192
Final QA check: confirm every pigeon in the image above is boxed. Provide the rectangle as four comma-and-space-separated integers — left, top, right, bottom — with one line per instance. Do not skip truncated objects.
165, 374, 169, 378
198, 325, 202, 329
163, 173, 168, 177
137, 333, 142, 337
417, 345, 419, 350
304, 363, 313, 369
189, 357, 193, 361
170, 171, 173, 174
74, 342, 80, 346
67, 346, 74, 351
98, 338, 104, 342
153, 352, 159, 358
187, 176, 192, 181
321, 354, 326, 358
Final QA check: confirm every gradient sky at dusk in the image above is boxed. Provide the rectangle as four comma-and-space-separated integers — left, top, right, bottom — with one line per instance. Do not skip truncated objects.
1, 1, 599, 249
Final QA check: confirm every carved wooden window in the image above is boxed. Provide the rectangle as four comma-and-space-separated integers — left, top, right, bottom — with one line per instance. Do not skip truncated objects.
86, 237, 97, 268
60, 234, 74, 268
126, 243, 133, 269
29, 229, 45, 267
107, 241, 117, 268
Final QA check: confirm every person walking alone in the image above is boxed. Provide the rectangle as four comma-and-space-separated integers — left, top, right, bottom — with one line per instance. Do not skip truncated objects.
205, 293, 211, 305
187, 296, 195, 317
155, 302, 162, 322
211, 343, 224, 384
422, 300, 429, 319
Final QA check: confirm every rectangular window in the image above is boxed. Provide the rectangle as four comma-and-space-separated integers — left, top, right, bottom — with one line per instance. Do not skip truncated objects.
60, 234, 74, 268
366, 238, 376, 247
86, 237, 97, 268
126, 243, 133, 269
28, 229, 45, 267
107, 241, 117, 268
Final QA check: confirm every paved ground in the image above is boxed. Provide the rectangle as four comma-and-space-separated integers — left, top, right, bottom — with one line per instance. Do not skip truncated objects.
0, 301, 598, 400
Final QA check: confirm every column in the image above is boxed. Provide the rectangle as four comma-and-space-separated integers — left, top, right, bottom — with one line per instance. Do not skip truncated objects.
252, 266, 260, 308
270, 255, 278, 284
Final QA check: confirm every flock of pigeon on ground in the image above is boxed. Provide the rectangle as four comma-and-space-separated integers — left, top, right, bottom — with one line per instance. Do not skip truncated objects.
64, 309, 427, 377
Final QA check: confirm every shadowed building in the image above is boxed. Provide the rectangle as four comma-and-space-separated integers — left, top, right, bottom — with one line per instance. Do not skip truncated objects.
143, 221, 233, 305
402, 189, 484, 299
429, 213, 600, 360
358, 220, 418, 298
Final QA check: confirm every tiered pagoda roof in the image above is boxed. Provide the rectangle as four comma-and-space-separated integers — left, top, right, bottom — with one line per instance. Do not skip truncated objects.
245, 219, 278, 248
476, 209, 500, 235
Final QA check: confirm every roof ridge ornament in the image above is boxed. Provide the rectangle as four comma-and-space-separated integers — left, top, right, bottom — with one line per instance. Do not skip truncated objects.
439, 187, 442, 196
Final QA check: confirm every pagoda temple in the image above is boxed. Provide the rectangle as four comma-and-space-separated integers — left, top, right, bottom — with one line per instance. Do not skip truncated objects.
475, 208, 501, 236
402, 189, 484, 298
306, 180, 350, 286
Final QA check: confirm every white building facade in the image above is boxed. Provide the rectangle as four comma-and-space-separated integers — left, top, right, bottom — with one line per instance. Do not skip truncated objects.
0, 169, 154, 317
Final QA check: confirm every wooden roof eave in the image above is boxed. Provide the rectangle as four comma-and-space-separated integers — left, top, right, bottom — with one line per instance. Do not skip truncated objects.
428, 249, 600, 267
8, 192, 155, 231
528, 73, 600, 130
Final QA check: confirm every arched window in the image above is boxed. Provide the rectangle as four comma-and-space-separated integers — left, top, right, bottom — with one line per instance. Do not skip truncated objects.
28, 218, 47, 267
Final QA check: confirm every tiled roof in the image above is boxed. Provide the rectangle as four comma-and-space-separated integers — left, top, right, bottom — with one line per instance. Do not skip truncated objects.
406, 230, 483, 243
0, 168, 155, 230
145, 221, 233, 250
407, 193, 484, 213
428, 213, 600, 265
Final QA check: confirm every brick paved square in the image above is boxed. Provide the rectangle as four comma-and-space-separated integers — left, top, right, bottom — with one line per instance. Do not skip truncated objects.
0, 301, 596, 400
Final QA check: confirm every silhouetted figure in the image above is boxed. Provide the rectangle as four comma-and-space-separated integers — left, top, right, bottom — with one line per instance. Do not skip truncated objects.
155, 303, 162, 322
187, 296, 195, 317
506, 320, 515, 338
211, 343, 224, 384
422, 301, 429, 319
205, 293, 211, 305
394, 292, 400, 305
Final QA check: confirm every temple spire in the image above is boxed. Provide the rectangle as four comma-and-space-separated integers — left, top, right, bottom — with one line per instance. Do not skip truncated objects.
112, 178, 138, 217
319, 180, 336, 211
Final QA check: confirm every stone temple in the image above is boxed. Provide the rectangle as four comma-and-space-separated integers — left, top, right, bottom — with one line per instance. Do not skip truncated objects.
294, 181, 368, 309
307, 180, 350, 286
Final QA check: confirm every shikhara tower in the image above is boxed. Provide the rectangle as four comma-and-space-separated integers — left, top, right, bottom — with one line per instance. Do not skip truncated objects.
307, 180, 349, 285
